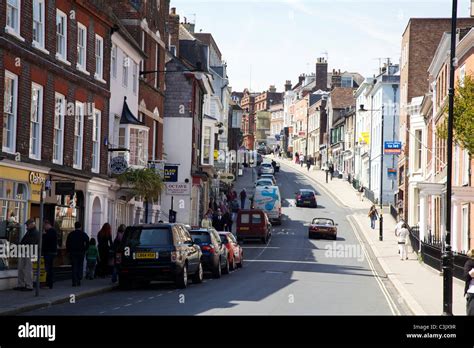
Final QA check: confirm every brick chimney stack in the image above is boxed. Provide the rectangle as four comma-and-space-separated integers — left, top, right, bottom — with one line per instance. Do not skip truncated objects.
284, 80, 292, 91
315, 57, 328, 91
169, 7, 180, 56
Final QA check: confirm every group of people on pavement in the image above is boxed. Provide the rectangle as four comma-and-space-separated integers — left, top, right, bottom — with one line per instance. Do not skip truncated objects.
202, 188, 242, 231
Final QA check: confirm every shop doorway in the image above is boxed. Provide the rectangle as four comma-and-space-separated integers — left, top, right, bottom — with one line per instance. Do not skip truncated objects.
91, 197, 102, 238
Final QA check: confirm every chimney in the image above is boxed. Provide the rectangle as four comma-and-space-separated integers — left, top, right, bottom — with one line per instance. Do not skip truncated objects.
268, 85, 276, 93
315, 57, 328, 91
169, 8, 180, 56
284, 80, 292, 91
171, 7, 176, 15
299, 74, 305, 84
182, 17, 195, 33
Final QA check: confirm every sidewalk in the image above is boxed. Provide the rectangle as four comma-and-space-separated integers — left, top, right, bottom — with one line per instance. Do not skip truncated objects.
277, 157, 466, 316
0, 278, 117, 315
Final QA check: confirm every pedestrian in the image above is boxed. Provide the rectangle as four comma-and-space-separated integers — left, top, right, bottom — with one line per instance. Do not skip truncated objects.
201, 213, 213, 229
396, 222, 410, 260
306, 158, 311, 171
463, 249, 474, 315
329, 163, 334, 181
358, 185, 365, 201
212, 209, 226, 231
14, 219, 39, 291
395, 218, 405, 236
300, 154, 305, 167
96, 223, 113, 277
66, 221, 89, 287
85, 238, 99, 280
223, 209, 232, 232
42, 220, 58, 289
295, 152, 299, 164
368, 205, 378, 230
112, 224, 126, 283
240, 189, 247, 210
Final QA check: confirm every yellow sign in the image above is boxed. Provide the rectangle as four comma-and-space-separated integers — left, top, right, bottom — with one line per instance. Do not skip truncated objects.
214, 150, 219, 160
0, 165, 45, 202
360, 132, 370, 145
32, 257, 46, 283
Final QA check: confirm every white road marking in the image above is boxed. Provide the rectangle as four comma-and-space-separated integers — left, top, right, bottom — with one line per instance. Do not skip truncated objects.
246, 259, 323, 265
136, 300, 143, 303
99, 311, 106, 314
157, 294, 163, 297
347, 215, 400, 316
148, 296, 155, 300
124, 303, 132, 307
112, 307, 120, 310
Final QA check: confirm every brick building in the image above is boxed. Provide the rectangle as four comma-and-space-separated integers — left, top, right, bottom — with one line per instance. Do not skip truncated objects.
240, 89, 257, 150
0, 0, 114, 287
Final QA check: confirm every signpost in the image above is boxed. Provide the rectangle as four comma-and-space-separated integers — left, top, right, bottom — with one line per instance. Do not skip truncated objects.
384, 141, 402, 155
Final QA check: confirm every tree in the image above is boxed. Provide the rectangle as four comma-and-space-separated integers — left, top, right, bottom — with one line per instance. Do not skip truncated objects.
116, 168, 163, 202
438, 75, 474, 155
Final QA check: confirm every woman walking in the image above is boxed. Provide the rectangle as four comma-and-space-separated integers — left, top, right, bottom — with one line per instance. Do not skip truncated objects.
396, 222, 409, 260
464, 249, 474, 316
368, 205, 378, 230
97, 223, 113, 277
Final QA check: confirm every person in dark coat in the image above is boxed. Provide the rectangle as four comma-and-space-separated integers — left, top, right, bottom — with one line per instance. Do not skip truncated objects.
112, 224, 126, 284
223, 210, 232, 232
212, 209, 226, 231
14, 219, 40, 291
240, 189, 247, 210
464, 249, 474, 316
42, 220, 58, 289
96, 223, 113, 277
66, 221, 89, 287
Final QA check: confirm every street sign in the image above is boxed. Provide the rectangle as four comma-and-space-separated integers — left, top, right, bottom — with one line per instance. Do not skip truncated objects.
219, 173, 235, 184
110, 156, 128, 175
164, 166, 178, 182
360, 132, 370, 145
166, 183, 190, 195
387, 168, 397, 179
384, 141, 402, 155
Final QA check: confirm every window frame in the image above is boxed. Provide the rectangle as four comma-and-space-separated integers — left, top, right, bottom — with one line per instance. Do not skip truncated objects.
3, 71, 18, 154
122, 54, 129, 87
111, 44, 117, 79
56, 9, 68, 62
76, 22, 88, 73
91, 108, 101, 173
133, 62, 138, 94
32, 0, 46, 50
6, 0, 22, 39
73, 102, 85, 169
94, 34, 104, 81
29, 83, 43, 160
53, 93, 66, 165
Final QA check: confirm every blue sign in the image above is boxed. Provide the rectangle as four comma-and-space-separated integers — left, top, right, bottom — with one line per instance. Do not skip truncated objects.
387, 168, 397, 179
384, 141, 402, 155
164, 166, 178, 182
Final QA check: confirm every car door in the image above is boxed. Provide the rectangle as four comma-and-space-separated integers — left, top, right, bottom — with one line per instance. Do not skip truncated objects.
211, 230, 226, 267
228, 233, 240, 262
178, 225, 198, 272
182, 226, 200, 271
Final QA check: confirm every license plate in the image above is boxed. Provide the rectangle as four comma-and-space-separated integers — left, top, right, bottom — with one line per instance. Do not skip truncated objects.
135, 252, 158, 259
240, 227, 249, 231
304, 201, 311, 204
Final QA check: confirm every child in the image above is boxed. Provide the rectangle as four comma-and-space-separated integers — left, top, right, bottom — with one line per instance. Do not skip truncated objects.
85, 238, 99, 280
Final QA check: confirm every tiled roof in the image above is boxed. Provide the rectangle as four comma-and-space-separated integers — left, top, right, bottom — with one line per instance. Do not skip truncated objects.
330, 87, 356, 109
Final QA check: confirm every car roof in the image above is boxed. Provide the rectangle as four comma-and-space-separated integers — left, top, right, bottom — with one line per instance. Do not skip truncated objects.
299, 189, 315, 193
127, 224, 175, 229
311, 218, 335, 224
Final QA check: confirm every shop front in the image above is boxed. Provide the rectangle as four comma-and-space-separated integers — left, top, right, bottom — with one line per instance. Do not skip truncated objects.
0, 162, 48, 290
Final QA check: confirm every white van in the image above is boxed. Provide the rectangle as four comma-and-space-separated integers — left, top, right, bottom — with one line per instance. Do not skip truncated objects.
253, 185, 282, 225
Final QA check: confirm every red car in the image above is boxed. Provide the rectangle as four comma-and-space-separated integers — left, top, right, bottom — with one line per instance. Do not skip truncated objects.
218, 232, 244, 270
308, 218, 338, 240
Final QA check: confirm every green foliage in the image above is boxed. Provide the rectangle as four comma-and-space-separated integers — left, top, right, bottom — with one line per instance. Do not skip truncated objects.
438, 75, 474, 155
116, 168, 163, 201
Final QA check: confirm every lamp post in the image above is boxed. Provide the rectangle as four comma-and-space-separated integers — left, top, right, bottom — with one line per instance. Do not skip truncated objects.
442, 0, 457, 316
359, 105, 385, 241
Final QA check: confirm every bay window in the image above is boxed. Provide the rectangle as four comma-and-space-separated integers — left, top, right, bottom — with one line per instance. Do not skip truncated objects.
118, 125, 149, 168
203, 126, 211, 164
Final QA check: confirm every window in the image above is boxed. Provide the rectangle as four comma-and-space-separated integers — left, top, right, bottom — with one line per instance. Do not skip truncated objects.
111, 44, 117, 78
155, 45, 159, 89
6, 0, 20, 35
129, 128, 148, 166
152, 120, 157, 161
133, 62, 138, 94
29, 84, 43, 160
95, 35, 104, 80
341, 76, 353, 88
92, 109, 101, 173
170, 45, 176, 56
74, 102, 84, 169
77, 23, 87, 71
203, 126, 211, 164
123, 55, 129, 87
140, 31, 145, 73
414, 130, 422, 171
3, 72, 18, 153
462, 149, 469, 186
56, 10, 67, 61
458, 64, 466, 87
53, 93, 65, 164
461, 205, 469, 253
32, 0, 45, 48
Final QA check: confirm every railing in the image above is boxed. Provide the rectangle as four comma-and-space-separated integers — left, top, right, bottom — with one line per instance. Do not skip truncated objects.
408, 224, 468, 280
364, 188, 376, 203
390, 204, 398, 220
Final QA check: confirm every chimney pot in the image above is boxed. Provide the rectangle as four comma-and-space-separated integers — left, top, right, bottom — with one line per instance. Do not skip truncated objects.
171, 7, 176, 15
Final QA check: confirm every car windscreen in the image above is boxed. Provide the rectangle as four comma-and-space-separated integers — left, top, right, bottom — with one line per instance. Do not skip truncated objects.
123, 227, 172, 247
219, 234, 229, 243
301, 191, 314, 197
190, 231, 211, 244
261, 164, 272, 168
312, 218, 334, 226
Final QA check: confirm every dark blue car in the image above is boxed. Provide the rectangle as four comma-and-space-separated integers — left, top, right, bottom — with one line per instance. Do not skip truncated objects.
189, 228, 229, 278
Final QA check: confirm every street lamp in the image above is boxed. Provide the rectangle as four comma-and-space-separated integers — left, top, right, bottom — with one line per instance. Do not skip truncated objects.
359, 105, 385, 242
442, 0, 457, 316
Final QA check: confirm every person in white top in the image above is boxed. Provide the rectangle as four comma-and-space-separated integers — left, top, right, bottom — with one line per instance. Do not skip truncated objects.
395, 219, 405, 236
396, 222, 409, 260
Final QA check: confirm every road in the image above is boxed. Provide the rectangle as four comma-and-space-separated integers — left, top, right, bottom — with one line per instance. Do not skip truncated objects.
24, 163, 408, 315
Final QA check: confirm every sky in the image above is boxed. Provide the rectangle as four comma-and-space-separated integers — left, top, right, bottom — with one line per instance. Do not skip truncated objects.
171, 0, 473, 93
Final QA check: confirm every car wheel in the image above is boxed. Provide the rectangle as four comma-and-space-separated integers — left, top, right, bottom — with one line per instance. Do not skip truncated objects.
118, 275, 133, 290
175, 264, 188, 289
192, 262, 203, 284
213, 259, 222, 279
222, 258, 230, 275
238, 253, 244, 268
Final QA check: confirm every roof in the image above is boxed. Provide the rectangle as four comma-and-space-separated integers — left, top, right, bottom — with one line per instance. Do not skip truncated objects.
330, 87, 356, 109
120, 98, 144, 125
179, 24, 196, 41
194, 33, 222, 61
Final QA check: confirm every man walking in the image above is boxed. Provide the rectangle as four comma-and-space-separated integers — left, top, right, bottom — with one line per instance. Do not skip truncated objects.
240, 189, 247, 210
42, 220, 58, 289
66, 222, 89, 287
212, 209, 226, 231
329, 163, 334, 181
14, 219, 40, 291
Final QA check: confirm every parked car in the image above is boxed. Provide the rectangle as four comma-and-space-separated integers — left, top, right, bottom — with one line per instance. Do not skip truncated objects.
117, 224, 203, 289
295, 189, 318, 208
260, 174, 277, 185
308, 218, 338, 240
254, 185, 282, 224
255, 178, 274, 187
258, 162, 275, 176
189, 228, 229, 278
218, 232, 244, 270
236, 209, 272, 243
